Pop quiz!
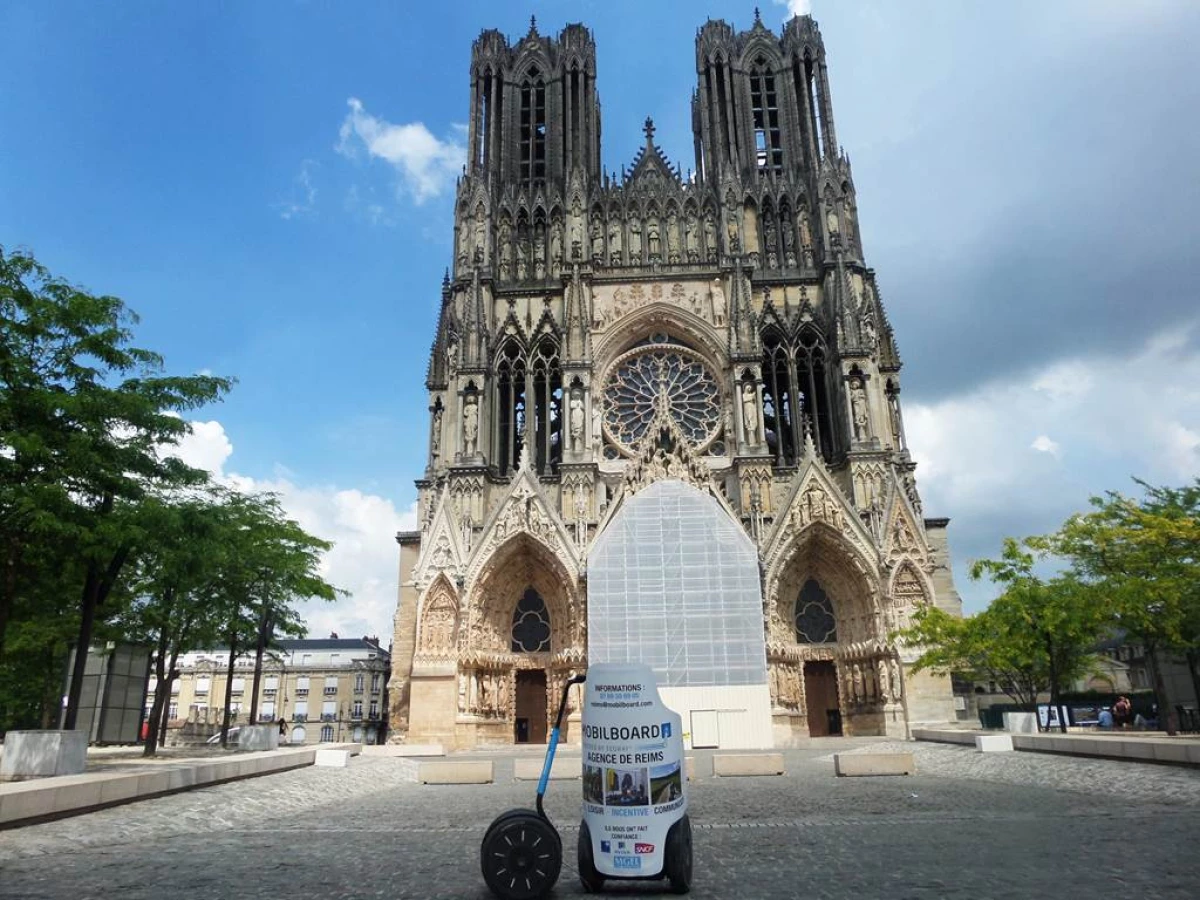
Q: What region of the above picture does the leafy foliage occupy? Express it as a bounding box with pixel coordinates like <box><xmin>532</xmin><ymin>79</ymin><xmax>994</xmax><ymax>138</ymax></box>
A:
<box><xmin>1</xmin><ymin>246</ymin><xmax>342</xmax><ymax>738</ymax></box>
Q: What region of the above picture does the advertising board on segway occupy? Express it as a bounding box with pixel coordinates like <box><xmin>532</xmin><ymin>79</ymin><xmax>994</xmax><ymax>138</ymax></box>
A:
<box><xmin>577</xmin><ymin>663</ymin><xmax>692</xmax><ymax>893</ymax></box>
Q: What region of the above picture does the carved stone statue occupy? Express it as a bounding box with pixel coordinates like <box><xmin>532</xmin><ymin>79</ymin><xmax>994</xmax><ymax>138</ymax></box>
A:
<box><xmin>568</xmin><ymin>392</ymin><xmax>585</xmax><ymax>451</ymax></box>
<box><xmin>825</xmin><ymin>203</ymin><xmax>839</xmax><ymax>238</ymax></box>
<box><xmin>430</xmin><ymin>405</ymin><xmax>443</xmax><ymax>456</ymax></box>
<box><xmin>463</xmin><ymin>394</ymin><xmax>479</xmax><ymax>455</ymax></box>
<box><xmin>741</xmin><ymin>383</ymin><xmax>759</xmax><ymax>445</ymax></box>
<box><xmin>862</xmin><ymin>310</ymin><xmax>878</xmax><ymax>349</ymax></box>
<box><xmin>550</xmin><ymin>217</ymin><xmax>563</xmax><ymax>272</ymax></box>
<box><xmin>629</xmin><ymin>215</ymin><xmax>642</xmax><ymax>260</ymax></box>
<box><xmin>647</xmin><ymin>217</ymin><xmax>660</xmax><ymax>259</ymax></box>
<box><xmin>685</xmin><ymin>212</ymin><xmax>698</xmax><ymax>261</ymax></box>
<box><xmin>474</xmin><ymin>207</ymin><xmax>486</xmax><ymax>262</ymax></box>
<box><xmin>608</xmin><ymin>219</ymin><xmax>622</xmax><ymax>263</ymax></box>
<box><xmin>591</xmin><ymin>402</ymin><xmax>603</xmax><ymax>452</ymax></box>
<box><xmin>710</xmin><ymin>278</ymin><xmax>727</xmax><ymax>326</ymax></box>
<box><xmin>498</xmin><ymin>219</ymin><xmax>512</xmax><ymax>280</ymax></box>
<box><xmin>704</xmin><ymin>211</ymin><xmax>716</xmax><ymax>260</ymax></box>
<box><xmin>877</xmin><ymin>658</ymin><xmax>892</xmax><ymax>704</ymax></box>
<box><xmin>798</xmin><ymin>209</ymin><xmax>812</xmax><ymax>248</ymax></box>
<box><xmin>590</xmin><ymin>219</ymin><xmax>604</xmax><ymax>260</ymax></box>
<box><xmin>850</xmin><ymin>377</ymin><xmax>870</xmax><ymax>442</ymax></box>
<box><xmin>666</xmin><ymin>210</ymin><xmax>680</xmax><ymax>262</ymax></box>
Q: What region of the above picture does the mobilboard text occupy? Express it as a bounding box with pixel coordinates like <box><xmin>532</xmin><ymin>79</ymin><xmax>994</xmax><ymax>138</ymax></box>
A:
<box><xmin>584</xmin><ymin>723</ymin><xmax>662</xmax><ymax>741</ymax></box>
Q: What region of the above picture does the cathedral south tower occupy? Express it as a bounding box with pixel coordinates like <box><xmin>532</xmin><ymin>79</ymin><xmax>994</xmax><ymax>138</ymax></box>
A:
<box><xmin>389</xmin><ymin>12</ymin><xmax>962</xmax><ymax>749</ymax></box>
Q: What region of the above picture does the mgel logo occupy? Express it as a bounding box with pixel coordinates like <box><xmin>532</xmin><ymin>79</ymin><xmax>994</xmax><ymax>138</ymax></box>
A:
<box><xmin>600</xmin><ymin>841</ymin><xmax>611</xmax><ymax>854</ymax></box>
<box><xmin>613</xmin><ymin>855</ymin><xmax>642</xmax><ymax>870</ymax></box>
<box><xmin>635</xmin><ymin>843</ymin><xmax>655</xmax><ymax>854</ymax></box>
<box><xmin>661</xmin><ymin>722</ymin><xmax>672</xmax><ymax>738</ymax></box>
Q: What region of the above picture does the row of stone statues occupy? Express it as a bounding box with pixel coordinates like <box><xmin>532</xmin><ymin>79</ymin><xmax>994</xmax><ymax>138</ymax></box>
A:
<box><xmin>843</xmin><ymin>657</ymin><xmax>902</xmax><ymax>706</ymax></box>
<box><xmin>458</xmin><ymin>669</ymin><xmax>509</xmax><ymax>716</ymax></box>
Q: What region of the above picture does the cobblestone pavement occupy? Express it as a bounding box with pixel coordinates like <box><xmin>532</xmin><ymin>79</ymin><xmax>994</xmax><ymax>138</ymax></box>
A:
<box><xmin>2</xmin><ymin>741</ymin><xmax>1198</xmax><ymax>899</ymax></box>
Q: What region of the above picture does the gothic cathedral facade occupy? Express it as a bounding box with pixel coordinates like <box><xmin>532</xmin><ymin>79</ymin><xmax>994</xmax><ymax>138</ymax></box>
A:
<box><xmin>389</xmin><ymin>13</ymin><xmax>963</xmax><ymax>749</ymax></box>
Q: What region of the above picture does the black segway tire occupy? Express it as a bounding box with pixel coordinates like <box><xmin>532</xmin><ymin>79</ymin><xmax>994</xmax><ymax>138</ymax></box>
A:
<box><xmin>664</xmin><ymin>814</ymin><xmax>693</xmax><ymax>894</ymax></box>
<box><xmin>576</xmin><ymin>819</ymin><xmax>605</xmax><ymax>893</ymax></box>
<box><xmin>480</xmin><ymin>809</ymin><xmax>562</xmax><ymax>900</ymax></box>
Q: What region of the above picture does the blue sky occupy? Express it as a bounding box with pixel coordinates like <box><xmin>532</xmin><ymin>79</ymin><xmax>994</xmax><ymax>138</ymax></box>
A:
<box><xmin>3</xmin><ymin>1</ymin><xmax>1199</xmax><ymax>639</ymax></box>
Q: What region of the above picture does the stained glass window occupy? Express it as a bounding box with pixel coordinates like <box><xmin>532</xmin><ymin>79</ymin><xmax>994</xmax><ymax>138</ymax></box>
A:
<box><xmin>511</xmin><ymin>588</ymin><xmax>551</xmax><ymax>652</ymax></box>
<box><xmin>794</xmin><ymin>578</ymin><xmax>837</xmax><ymax>644</ymax></box>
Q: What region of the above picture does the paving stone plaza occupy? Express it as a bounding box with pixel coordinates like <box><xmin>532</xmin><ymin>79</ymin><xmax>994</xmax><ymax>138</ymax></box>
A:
<box><xmin>3</xmin><ymin>740</ymin><xmax>1197</xmax><ymax>899</ymax></box>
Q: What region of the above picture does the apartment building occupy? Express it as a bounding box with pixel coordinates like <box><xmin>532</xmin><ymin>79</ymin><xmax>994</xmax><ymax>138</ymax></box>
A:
<box><xmin>153</xmin><ymin>636</ymin><xmax>390</xmax><ymax>745</ymax></box>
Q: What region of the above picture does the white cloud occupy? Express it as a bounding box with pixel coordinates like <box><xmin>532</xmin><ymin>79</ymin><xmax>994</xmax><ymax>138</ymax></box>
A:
<box><xmin>906</xmin><ymin>319</ymin><xmax>1200</xmax><ymax>610</ymax></box>
<box><xmin>1030</xmin><ymin>435</ymin><xmax>1061</xmax><ymax>457</ymax></box>
<box><xmin>337</xmin><ymin>98</ymin><xmax>465</xmax><ymax>203</ymax></box>
<box><xmin>171</xmin><ymin>419</ymin><xmax>416</xmax><ymax>644</ymax></box>
<box><xmin>774</xmin><ymin>0</ymin><xmax>813</xmax><ymax>19</ymax></box>
<box><xmin>277</xmin><ymin>159</ymin><xmax>318</xmax><ymax>220</ymax></box>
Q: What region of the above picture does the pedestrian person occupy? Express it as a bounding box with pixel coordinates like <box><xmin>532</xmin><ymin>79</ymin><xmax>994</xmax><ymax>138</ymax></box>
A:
<box><xmin>1097</xmin><ymin>707</ymin><xmax>1114</xmax><ymax>730</ymax></box>
<box><xmin>1113</xmin><ymin>695</ymin><xmax>1132</xmax><ymax>730</ymax></box>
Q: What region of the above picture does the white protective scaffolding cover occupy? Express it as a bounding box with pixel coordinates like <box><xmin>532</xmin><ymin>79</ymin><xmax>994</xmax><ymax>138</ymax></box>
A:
<box><xmin>587</xmin><ymin>480</ymin><xmax>768</xmax><ymax>687</ymax></box>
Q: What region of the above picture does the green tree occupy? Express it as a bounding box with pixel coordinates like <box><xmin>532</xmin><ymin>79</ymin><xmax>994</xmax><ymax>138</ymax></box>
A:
<box><xmin>898</xmin><ymin>538</ymin><xmax>1109</xmax><ymax>731</ymax></box>
<box><xmin>969</xmin><ymin>540</ymin><xmax>1109</xmax><ymax>732</ymax></box>
<box><xmin>0</xmin><ymin>246</ymin><xmax>232</xmax><ymax>729</ymax></box>
<box><xmin>1048</xmin><ymin>479</ymin><xmax>1200</xmax><ymax>734</ymax></box>
<box><xmin>897</xmin><ymin>605</ymin><xmax>1045</xmax><ymax>712</ymax></box>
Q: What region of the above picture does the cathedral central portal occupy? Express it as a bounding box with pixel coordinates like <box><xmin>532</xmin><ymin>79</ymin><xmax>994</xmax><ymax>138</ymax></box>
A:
<box><xmin>389</xmin><ymin>12</ymin><xmax>963</xmax><ymax>750</ymax></box>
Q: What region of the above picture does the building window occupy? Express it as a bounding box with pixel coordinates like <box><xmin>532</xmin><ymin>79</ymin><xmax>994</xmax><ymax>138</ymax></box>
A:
<box><xmin>168</xmin><ymin>703</ymin><xmax>178</xmax><ymax>720</ymax></box>
<box><xmin>231</xmin><ymin>677</ymin><xmax>245</xmax><ymax>694</ymax></box>
<box><xmin>195</xmin><ymin>677</ymin><xmax>210</xmax><ymax>695</ymax></box>
<box><xmin>371</xmin><ymin>673</ymin><xmax>382</xmax><ymax>693</ymax></box>
<box><xmin>320</xmin><ymin>725</ymin><xmax>334</xmax><ymax>742</ymax></box>
<box><xmin>352</xmin><ymin>701</ymin><xmax>363</xmax><ymax>719</ymax></box>
<box><xmin>296</xmin><ymin>677</ymin><xmax>309</xmax><ymax>696</ymax></box>
<box><xmin>293</xmin><ymin>701</ymin><xmax>308</xmax><ymax>722</ymax></box>
<box><xmin>321</xmin><ymin>701</ymin><xmax>336</xmax><ymax>722</ymax></box>
<box><xmin>511</xmin><ymin>588</ymin><xmax>552</xmax><ymax>653</ymax></box>
<box><xmin>354</xmin><ymin>673</ymin><xmax>364</xmax><ymax>693</ymax></box>
<box><xmin>324</xmin><ymin>676</ymin><xmax>338</xmax><ymax>696</ymax></box>
<box><xmin>519</xmin><ymin>71</ymin><xmax>546</xmax><ymax>181</ymax></box>
<box><xmin>794</xmin><ymin>578</ymin><xmax>837</xmax><ymax>644</ymax></box>
<box><xmin>749</xmin><ymin>57</ymin><xmax>782</xmax><ymax>172</ymax></box>
<box><xmin>369</xmin><ymin>701</ymin><xmax>379</xmax><ymax>719</ymax></box>
<box><xmin>291</xmin><ymin>726</ymin><xmax>306</xmax><ymax>744</ymax></box>
<box><xmin>260</xmin><ymin>701</ymin><xmax>276</xmax><ymax>722</ymax></box>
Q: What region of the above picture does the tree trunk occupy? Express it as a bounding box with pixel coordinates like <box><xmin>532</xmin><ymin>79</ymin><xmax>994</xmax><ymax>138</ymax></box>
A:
<box><xmin>1186</xmin><ymin>649</ymin><xmax>1200</xmax><ymax>716</ymax></box>
<box><xmin>143</xmin><ymin>629</ymin><xmax>171</xmax><ymax>757</ymax></box>
<box><xmin>143</xmin><ymin>651</ymin><xmax>169</xmax><ymax>757</ymax></box>
<box><xmin>0</xmin><ymin>534</ymin><xmax>18</xmax><ymax>660</ymax></box>
<box><xmin>63</xmin><ymin>562</ymin><xmax>102</xmax><ymax>730</ymax></box>
<box><xmin>247</xmin><ymin>606</ymin><xmax>273</xmax><ymax>726</ymax></box>
<box><xmin>1148</xmin><ymin>645</ymin><xmax>1178</xmax><ymax>736</ymax></box>
<box><xmin>220</xmin><ymin>631</ymin><xmax>239</xmax><ymax>747</ymax></box>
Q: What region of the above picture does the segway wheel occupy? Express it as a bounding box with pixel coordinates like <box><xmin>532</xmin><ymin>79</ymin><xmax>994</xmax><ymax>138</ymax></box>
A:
<box><xmin>664</xmin><ymin>814</ymin><xmax>693</xmax><ymax>895</ymax></box>
<box><xmin>576</xmin><ymin>819</ymin><xmax>605</xmax><ymax>893</ymax></box>
<box><xmin>480</xmin><ymin>810</ymin><xmax>562</xmax><ymax>900</ymax></box>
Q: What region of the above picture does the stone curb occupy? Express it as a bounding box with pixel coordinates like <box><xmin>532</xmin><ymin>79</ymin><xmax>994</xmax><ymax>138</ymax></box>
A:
<box><xmin>0</xmin><ymin>743</ymin><xmax>361</xmax><ymax>829</ymax></box>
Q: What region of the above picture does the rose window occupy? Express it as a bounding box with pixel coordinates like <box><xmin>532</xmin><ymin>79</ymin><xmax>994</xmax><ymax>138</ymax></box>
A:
<box><xmin>601</xmin><ymin>344</ymin><xmax>721</xmax><ymax>455</ymax></box>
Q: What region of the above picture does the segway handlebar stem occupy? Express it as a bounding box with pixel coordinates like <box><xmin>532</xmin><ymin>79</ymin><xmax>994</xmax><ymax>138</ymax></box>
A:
<box><xmin>536</xmin><ymin>672</ymin><xmax>587</xmax><ymax>819</ymax></box>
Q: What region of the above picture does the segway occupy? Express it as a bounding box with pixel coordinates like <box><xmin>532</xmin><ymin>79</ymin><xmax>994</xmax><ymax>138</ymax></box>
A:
<box><xmin>481</xmin><ymin>665</ymin><xmax>693</xmax><ymax>898</ymax></box>
<box><xmin>575</xmin><ymin>663</ymin><xmax>691</xmax><ymax>895</ymax></box>
<box><xmin>481</xmin><ymin>672</ymin><xmax>586</xmax><ymax>900</ymax></box>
